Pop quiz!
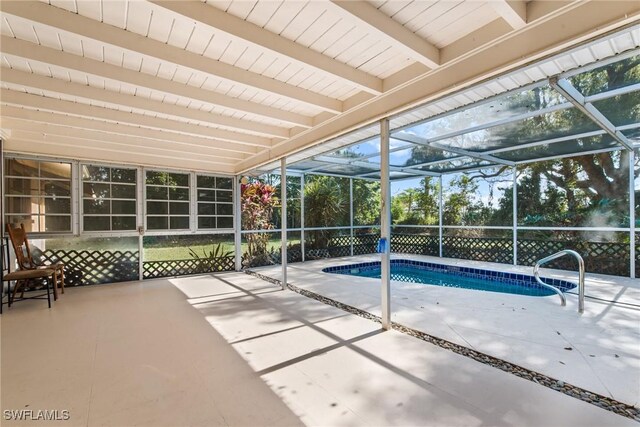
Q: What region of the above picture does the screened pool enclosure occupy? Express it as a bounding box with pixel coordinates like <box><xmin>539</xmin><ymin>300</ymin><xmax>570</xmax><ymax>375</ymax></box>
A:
<box><xmin>2</xmin><ymin>33</ymin><xmax>639</xmax><ymax>299</ymax></box>
<box><xmin>248</xmin><ymin>49</ymin><xmax>640</xmax><ymax>281</ymax></box>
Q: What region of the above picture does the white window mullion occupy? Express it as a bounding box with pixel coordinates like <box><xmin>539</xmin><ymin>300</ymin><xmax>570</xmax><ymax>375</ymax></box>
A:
<box><xmin>190</xmin><ymin>171</ymin><xmax>197</xmax><ymax>233</ymax></box>
<box><xmin>141</xmin><ymin>168</ymin><xmax>147</xmax><ymax>233</ymax></box>
<box><xmin>72</xmin><ymin>161</ymin><xmax>80</xmax><ymax>236</ymax></box>
<box><xmin>137</xmin><ymin>166</ymin><xmax>145</xmax><ymax>232</ymax></box>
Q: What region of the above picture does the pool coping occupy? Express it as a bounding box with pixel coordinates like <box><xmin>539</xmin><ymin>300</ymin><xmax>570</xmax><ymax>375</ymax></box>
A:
<box><xmin>322</xmin><ymin>258</ymin><xmax>578</xmax><ymax>295</ymax></box>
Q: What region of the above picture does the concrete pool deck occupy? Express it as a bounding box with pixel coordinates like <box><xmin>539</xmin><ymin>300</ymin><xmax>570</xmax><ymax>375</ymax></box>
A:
<box><xmin>252</xmin><ymin>254</ymin><xmax>640</xmax><ymax>408</ymax></box>
<box><xmin>3</xmin><ymin>270</ymin><xmax>637</xmax><ymax>426</ymax></box>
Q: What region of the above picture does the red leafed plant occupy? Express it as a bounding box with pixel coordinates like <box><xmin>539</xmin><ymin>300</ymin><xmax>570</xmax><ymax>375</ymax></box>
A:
<box><xmin>241</xmin><ymin>181</ymin><xmax>279</xmax><ymax>266</ymax></box>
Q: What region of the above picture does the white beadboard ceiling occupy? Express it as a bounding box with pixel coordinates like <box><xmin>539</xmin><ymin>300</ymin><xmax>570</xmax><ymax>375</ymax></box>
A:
<box><xmin>0</xmin><ymin>0</ymin><xmax>639</xmax><ymax>174</ymax></box>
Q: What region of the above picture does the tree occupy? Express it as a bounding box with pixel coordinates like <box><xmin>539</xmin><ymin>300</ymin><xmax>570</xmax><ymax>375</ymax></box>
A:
<box><xmin>391</xmin><ymin>177</ymin><xmax>439</xmax><ymax>225</ymax></box>
<box><xmin>353</xmin><ymin>179</ymin><xmax>380</xmax><ymax>226</ymax></box>
<box><xmin>443</xmin><ymin>175</ymin><xmax>479</xmax><ymax>225</ymax></box>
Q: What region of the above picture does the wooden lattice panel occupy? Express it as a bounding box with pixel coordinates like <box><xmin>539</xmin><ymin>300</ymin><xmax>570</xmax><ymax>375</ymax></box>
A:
<box><xmin>33</xmin><ymin>233</ymin><xmax>634</xmax><ymax>285</ymax></box>
<box><xmin>287</xmin><ymin>249</ymin><xmax>303</xmax><ymax>263</ymax></box>
<box><xmin>38</xmin><ymin>249</ymin><xmax>139</xmax><ymax>286</ymax></box>
<box><xmin>353</xmin><ymin>234</ymin><xmax>378</xmax><ymax>255</ymax></box>
<box><xmin>443</xmin><ymin>236</ymin><xmax>513</xmax><ymax>265</ymax></box>
<box><xmin>391</xmin><ymin>234</ymin><xmax>439</xmax><ymax>256</ymax></box>
<box><xmin>143</xmin><ymin>256</ymin><xmax>235</xmax><ymax>279</ymax></box>
<box><xmin>329</xmin><ymin>236</ymin><xmax>352</xmax><ymax>247</ymax></box>
<box><xmin>518</xmin><ymin>239</ymin><xmax>629</xmax><ymax>277</ymax></box>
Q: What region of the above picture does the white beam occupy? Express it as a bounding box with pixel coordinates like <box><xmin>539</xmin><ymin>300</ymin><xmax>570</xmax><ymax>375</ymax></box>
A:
<box><xmin>312</xmin><ymin>154</ymin><xmax>440</xmax><ymax>177</ymax></box>
<box><xmin>5</xmin><ymin>132</ymin><xmax>236</xmax><ymax>173</ymax></box>
<box><xmin>0</xmin><ymin>36</ymin><xmax>312</xmax><ymax>128</ymax></box>
<box><xmin>330</xmin><ymin>1</ymin><xmax>440</xmax><ymax>69</ymax></box>
<box><xmin>490</xmin><ymin>0</ymin><xmax>527</xmax><ymax>29</ymax></box>
<box><xmin>393</xmin><ymin>132</ymin><xmax>515</xmax><ymax>166</ymax></box>
<box><xmin>550</xmin><ymin>77</ymin><xmax>633</xmax><ymax>150</ymax></box>
<box><xmin>1</xmin><ymin>89</ymin><xmax>272</xmax><ymax>147</ymax></box>
<box><xmin>0</xmin><ymin>118</ymin><xmax>247</xmax><ymax>162</ymax></box>
<box><xmin>0</xmin><ymin>106</ymin><xmax>258</xmax><ymax>155</ymax></box>
<box><xmin>151</xmin><ymin>0</ymin><xmax>382</xmax><ymax>95</ymax></box>
<box><xmin>0</xmin><ymin>1</ymin><xmax>343</xmax><ymax>113</ymax></box>
<box><xmin>1</xmin><ymin>68</ymin><xmax>289</xmax><ymax>139</ymax></box>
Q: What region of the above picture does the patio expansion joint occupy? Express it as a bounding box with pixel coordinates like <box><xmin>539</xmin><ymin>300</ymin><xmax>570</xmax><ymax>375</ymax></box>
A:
<box><xmin>244</xmin><ymin>269</ymin><xmax>640</xmax><ymax>422</ymax></box>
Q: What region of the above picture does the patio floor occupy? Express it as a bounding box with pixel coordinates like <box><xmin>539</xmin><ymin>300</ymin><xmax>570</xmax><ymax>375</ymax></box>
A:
<box><xmin>253</xmin><ymin>254</ymin><xmax>640</xmax><ymax>408</ymax></box>
<box><xmin>1</xmin><ymin>270</ymin><xmax>637</xmax><ymax>426</ymax></box>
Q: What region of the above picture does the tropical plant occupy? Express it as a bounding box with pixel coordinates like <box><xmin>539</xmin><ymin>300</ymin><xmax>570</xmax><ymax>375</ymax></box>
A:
<box><xmin>188</xmin><ymin>243</ymin><xmax>233</xmax><ymax>272</ymax></box>
<box><xmin>241</xmin><ymin>181</ymin><xmax>279</xmax><ymax>266</ymax></box>
<box><xmin>303</xmin><ymin>176</ymin><xmax>348</xmax><ymax>249</ymax></box>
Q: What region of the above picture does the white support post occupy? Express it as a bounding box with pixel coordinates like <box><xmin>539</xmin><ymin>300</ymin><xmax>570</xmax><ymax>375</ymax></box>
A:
<box><xmin>281</xmin><ymin>158</ymin><xmax>288</xmax><ymax>289</ymax></box>
<box><xmin>439</xmin><ymin>175</ymin><xmax>443</xmax><ymax>258</ymax></box>
<box><xmin>630</xmin><ymin>150</ymin><xmax>636</xmax><ymax>279</ymax></box>
<box><xmin>350</xmin><ymin>178</ymin><xmax>354</xmax><ymax>257</ymax></box>
<box><xmin>234</xmin><ymin>175</ymin><xmax>242</xmax><ymax>271</ymax></box>
<box><xmin>513</xmin><ymin>166</ymin><xmax>518</xmax><ymax>266</ymax></box>
<box><xmin>137</xmin><ymin>166</ymin><xmax>144</xmax><ymax>280</ymax></box>
<box><xmin>301</xmin><ymin>173</ymin><xmax>305</xmax><ymax>263</ymax></box>
<box><xmin>380</xmin><ymin>118</ymin><xmax>392</xmax><ymax>331</ymax></box>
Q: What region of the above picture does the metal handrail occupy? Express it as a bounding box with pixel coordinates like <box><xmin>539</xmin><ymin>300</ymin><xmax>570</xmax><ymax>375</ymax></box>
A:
<box><xmin>533</xmin><ymin>249</ymin><xmax>585</xmax><ymax>314</ymax></box>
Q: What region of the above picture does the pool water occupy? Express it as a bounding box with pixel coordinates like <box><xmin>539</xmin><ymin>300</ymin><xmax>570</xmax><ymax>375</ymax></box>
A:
<box><xmin>323</xmin><ymin>259</ymin><xmax>576</xmax><ymax>297</ymax></box>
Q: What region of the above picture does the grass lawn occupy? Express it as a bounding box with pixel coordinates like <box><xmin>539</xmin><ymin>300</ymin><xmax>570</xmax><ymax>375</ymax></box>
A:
<box><xmin>144</xmin><ymin>238</ymin><xmax>303</xmax><ymax>261</ymax></box>
<box><xmin>41</xmin><ymin>236</ymin><xmax>301</xmax><ymax>261</ymax></box>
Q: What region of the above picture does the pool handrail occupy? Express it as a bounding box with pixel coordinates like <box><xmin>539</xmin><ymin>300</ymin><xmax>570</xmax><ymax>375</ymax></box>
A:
<box><xmin>533</xmin><ymin>249</ymin><xmax>585</xmax><ymax>314</ymax></box>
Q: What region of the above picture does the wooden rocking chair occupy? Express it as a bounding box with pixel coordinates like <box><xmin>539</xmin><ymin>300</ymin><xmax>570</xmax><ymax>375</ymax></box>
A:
<box><xmin>6</xmin><ymin>223</ymin><xmax>65</xmax><ymax>301</ymax></box>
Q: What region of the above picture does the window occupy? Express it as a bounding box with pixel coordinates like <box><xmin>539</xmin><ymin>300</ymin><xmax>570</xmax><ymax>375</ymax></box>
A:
<box><xmin>82</xmin><ymin>165</ymin><xmax>137</xmax><ymax>231</ymax></box>
<box><xmin>146</xmin><ymin>171</ymin><xmax>190</xmax><ymax>230</ymax></box>
<box><xmin>196</xmin><ymin>175</ymin><xmax>233</xmax><ymax>229</ymax></box>
<box><xmin>4</xmin><ymin>158</ymin><xmax>72</xmax><ymax>233</ymax></box>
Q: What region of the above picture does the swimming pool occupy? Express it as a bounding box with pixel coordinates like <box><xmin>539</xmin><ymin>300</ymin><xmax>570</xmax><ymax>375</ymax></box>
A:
<box><xmin>323</xmin><ymin>259</ymin><xmax>577</xmax><ymax>297</ymax></box>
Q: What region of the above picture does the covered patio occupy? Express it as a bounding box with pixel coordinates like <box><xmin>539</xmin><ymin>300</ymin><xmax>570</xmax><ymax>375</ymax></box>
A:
<box><xmin>1</xmin><ymin>1</ymin><xmax>639</xmax><ymax>426</ymax></box>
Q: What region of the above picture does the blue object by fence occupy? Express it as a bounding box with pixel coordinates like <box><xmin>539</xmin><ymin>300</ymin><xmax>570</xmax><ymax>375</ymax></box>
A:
<box><xmin>377</xmin><ymin>238</ymin><xmax>387</xmax><ymax>253</ymax></box>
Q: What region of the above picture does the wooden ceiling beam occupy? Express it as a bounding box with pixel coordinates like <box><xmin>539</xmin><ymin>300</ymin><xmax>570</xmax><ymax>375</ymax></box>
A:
<box><xmin>0</xmin><ymin>1</ymin><xmax>343</xmax><ymax>113</ymax></box>
<box><xmin>151</xmin><ymin>0</ymin><xmax>382</xmax><ymax>95</ymax></box>
<box><xmin>1</xmin><ymin>68</ymin><xmax>289</xmax><ymax>139</ymax></box>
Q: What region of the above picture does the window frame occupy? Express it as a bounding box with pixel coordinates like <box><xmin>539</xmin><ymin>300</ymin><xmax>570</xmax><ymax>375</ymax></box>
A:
<box><xmin>144</xmin><ymin>168</ymin><xmax>192</xmax><ymax>232</ymax></box>
<box><xmin>4</xmin><ymin>156</ymin><xmax>74</xmax><ymax>234</ymax></box>
<box><xmin>80</xmin><ymin>163</ymin><xmax>139</xmax><ymax>233</ymax></box>
<box><xmin>195</xmin><ymin>172</ymin><xmax>234</xmax><ymax>231</ymax></box>
<box><xmin>2</xmin><ymin>154</ymin><xmax>236</xmax><ymax>238</ymax></box>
